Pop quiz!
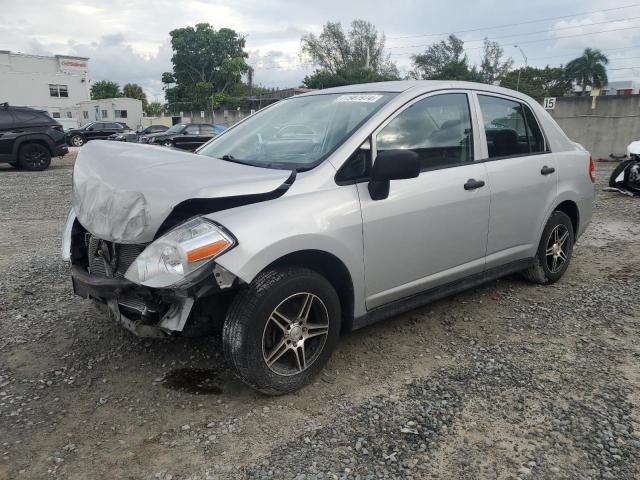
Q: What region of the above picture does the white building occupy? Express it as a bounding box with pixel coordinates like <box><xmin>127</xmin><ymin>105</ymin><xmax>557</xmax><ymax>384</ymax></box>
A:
<box><xmin>73</xmin><ymin>97</ymin><xmax>144</xmax><ymax>128</ymax></box>
<box><xmin>600</xmin><ymin>80</ymin><xmax>640</xmax><ymax>96</ymax></box>
<box><xmin>0</xmin><ymin>50</ymin><xmax>90</xmax><ymax>118</ymax></box>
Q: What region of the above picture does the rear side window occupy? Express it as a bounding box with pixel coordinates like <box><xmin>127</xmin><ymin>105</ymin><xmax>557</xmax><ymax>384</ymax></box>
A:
<box><xmin>200</xmin><ymin>125</ymin><xmax>215</xmax><ymax>134</ymax></box>
<box><xmin>376</xmin><ymin>93</ymin><xmax>474</xmax><ymax>170</ymax></box>
<box><xmin>12</xmin><ymin>109</ymin><xmax>55</xmax><ymax>125</ymax></box>
<box><xmin>478</xmin><ymin>95</ymin><xmax>548</xmax><ymax>158</ymax></box>
<box><xmin>0</xmin><ymin>110</ymin><xmax>14</xmax><ymax>127</ymax></box>
<box><xmin>523</xmin><ymin>105</ymin><xmax>547</xmax><ymax>153</ymax></box>
<box><xmin>185</xmin><ymin>125</ymin><xmax>199</xmax><ymax>134</ymax></box>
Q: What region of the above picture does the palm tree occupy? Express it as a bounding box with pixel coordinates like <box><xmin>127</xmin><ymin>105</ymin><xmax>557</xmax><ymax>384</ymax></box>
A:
<box><xmin>565</xmin><ymin>48</ymin><xmax>609</xmax><ymax>95</ymax></box>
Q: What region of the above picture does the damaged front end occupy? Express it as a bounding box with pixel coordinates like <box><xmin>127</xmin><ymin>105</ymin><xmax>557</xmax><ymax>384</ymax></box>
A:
<box><xmin>65</xmin><ymin>212</ymin><xmax>238</xmax><ymax>338</ymax></box>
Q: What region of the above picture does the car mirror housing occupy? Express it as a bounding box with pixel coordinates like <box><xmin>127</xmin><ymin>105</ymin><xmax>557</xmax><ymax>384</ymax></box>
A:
<box><xmin>368</xmin><ymin>149</ymin><xmax>420</xmax><ymax>200</ymax></box>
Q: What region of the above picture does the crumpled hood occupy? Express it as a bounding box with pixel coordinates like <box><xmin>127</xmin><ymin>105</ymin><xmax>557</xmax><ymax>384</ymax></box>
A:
<box><xmin>73</xmin><ymin>141</ymin><xmax>292</xmax><ymax>244</ymax></box>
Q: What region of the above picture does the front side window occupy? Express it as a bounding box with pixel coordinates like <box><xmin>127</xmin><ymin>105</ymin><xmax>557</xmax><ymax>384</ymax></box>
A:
<box><xmin>185</xmin><ymin>125</ymin><xmax>200</xmax><ymax>134</ymax></box>
<box><xmin>199</xmin><ymin>92</ymin><xmax>396</xmax><ymax>170</ymax></box>
<box><xmin>376</xmin><ymin>93</ymin><xmax>474</xmax><ymax>170</ymax></box>
<box><xmin>478</xmin><ymin>95</ymin><xmax>544</xmax><ymax>158</ymax></box>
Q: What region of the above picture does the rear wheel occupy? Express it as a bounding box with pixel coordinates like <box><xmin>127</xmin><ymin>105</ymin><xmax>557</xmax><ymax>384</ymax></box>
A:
<box><xmin>223</xmin><ymin>267</ymin><xmax>341</xmax><ymax>395</ymax></box>
<box><xmin>18</xmin><ymin>143</ymin><xmax>51</xmax><ymax>171</ymax></box>
<box><xmin>522</xmin><ymin>211</ymin><xmax>574</xmax><ymax>284</ymax></box>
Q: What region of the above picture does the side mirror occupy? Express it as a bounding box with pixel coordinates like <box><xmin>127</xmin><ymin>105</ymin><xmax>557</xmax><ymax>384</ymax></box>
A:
<box><xmin>368</xmin><ymin>149</ymin><xmax>420</xmax><ymax>200</ymax></box>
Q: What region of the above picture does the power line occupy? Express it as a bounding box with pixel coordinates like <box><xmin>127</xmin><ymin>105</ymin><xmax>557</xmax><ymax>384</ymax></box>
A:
<box><xmin>386</xmin><ymin>2</ymin><xmax>640</xmax><ymax>40</ymax></box>
<box><xmin>388</xmin><ymin>14</ymin><xmax>640</xmax><ymax>49</ymax></box>
<box><xmin>389</xmin><ymin>24</ymin><xmax>640</xmax><ymax>57</ymax></box>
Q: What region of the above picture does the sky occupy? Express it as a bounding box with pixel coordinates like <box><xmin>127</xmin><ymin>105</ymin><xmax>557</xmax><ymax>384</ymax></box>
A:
<box><xmin>2</xmin><ymin>0</ymin><xmax>640</xmax><ymax>100</ymax></box>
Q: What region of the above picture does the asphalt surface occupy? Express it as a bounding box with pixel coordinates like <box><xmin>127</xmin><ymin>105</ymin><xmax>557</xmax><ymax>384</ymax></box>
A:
<box><xmin>0</xmin><ymin>151</ymin><xmax>639</xmax><ymax>479</ymax></box>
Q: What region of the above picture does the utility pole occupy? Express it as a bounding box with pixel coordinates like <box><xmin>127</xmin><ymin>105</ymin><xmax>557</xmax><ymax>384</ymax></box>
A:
<box><xmin>514</xmin><ymin>45</ymin><xmax>528</xmax><ymax>92</ymax></box>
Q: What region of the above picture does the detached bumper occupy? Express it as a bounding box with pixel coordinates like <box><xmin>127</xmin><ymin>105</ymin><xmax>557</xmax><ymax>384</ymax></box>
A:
<box><xmin>71</xmin><ymin>265</ymin><xmax>195</xmax><ymax>338</ymax></box>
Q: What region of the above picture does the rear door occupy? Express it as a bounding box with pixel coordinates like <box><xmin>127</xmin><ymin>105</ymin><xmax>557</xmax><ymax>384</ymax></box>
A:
<box><xmin>357</xmin><ymin>91</ymin><xmax>491</xmax><ymax>309</ymax></box>
<box><xmin>473</xmin><ymin>92</ymin><xmax>557</xmax><ymax>268</ymax></box>
<box><xmin>85</xmin><ymin>123</ymin><xmax>104</xmax><ymax>141</ymax></box>
<box><xmin>0</xmin><ymin>110</ymin><xmax>17</xmax><ymax>158</ymax></box>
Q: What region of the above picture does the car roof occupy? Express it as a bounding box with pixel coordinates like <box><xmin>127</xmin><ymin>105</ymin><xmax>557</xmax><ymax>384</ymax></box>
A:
<box><xmin>296</xmin><ymin>80</ymin><xmax>537</xmax><ymax>103</ymax></box>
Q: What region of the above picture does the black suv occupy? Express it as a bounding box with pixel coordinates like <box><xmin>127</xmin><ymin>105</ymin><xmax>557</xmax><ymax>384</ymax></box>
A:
<box><xmin>0</xmin><ymin>103</ymin><xmax>68</xmax><ymax>171</ymax></box>
<box><xmin>144</xmin><ymin>123</ymin><xmax>218</xmax><ymax>151</ymax></box>
<box><xmin>66</xmin><ymin>122</ymin><xmax>131</xmax><ymax>147</ymax></box>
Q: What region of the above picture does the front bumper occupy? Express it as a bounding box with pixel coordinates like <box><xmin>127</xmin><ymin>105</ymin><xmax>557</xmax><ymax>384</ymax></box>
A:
<box><xmin>71</xmin><ymin>265</ymin><xmax>195</xmax><ymax>338</ymax></box>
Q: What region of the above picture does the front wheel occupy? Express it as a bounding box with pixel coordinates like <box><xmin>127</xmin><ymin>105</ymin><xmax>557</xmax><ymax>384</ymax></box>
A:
<box><xmin>222</xmin><ymin>267</ymin><xmax>341</xmax><ymax>395</ymax></box>
<box><xmin>522</xmin><ymin>211</ymin><xmax>574</xmax><ymax>284</ymax></box>
<box><xmin>162</xmin><ymin>140</ymin><xmax>173</xmax><ymax>147</ymax></box>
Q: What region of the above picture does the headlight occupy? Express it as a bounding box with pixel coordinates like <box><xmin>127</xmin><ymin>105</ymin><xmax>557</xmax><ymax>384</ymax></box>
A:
<box><xmin>124</xmin><ymin>217</ymin><xmax>236</xmax><ymax>288</ymax></box>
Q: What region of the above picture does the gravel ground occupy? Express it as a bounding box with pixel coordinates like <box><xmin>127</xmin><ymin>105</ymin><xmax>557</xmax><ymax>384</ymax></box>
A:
<box><xmin>0</xmin><ymin>151</ymin><xmax>639</xmax><ymax>479</ymax></box>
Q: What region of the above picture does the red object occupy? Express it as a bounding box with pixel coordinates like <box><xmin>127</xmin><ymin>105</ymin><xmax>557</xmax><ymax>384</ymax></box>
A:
<box><xmin>589</xmin><ymin>156</ymin><xmax>596</xmax><ymax>183</ymax></box>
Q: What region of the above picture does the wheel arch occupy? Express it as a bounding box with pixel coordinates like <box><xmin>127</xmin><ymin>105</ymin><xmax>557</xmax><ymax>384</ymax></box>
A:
<box><xmin>553</xmin><ymin>199</ymin><xmax>579</xmax><ymax>236</ymax></box>
<box><xmin>13</xmin><ymin>135</ymin><xmax>54</xmax><ymax>156</ymax></box>
<box><xmin>261</xmin><ymin>249</ymin><xmax>355</xmax><ymax>329</ymax></box>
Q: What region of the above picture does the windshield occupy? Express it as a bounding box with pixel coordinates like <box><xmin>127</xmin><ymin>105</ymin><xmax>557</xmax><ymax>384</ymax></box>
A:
<box><xmin>166</xmin><ymin>124</ymin><xmax>186</xmax><ymax>134</ymax></box>
<box><xmin>198</xmin><ymin>93</ymin><xmax>395</xmax><ymax>169</ymax></box>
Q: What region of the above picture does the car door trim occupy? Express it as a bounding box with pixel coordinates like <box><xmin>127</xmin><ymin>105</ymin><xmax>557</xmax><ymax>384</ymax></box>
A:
<box><xmin>348</xmin><ymin>257</ymin><xmax>534</xmax><ymax>331</ymax></box>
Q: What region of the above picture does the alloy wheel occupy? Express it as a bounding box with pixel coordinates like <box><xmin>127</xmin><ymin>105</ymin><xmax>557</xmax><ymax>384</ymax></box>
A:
<box><xmin>23</xmin><ymin>147</ymin><xmax>48</xmax><ymax>169</ymax></box>
<box><xmin>72</xmin><ymin>136</ymin><xmax>84</xmax><ymax>146</ymax></box>
<box><xmin>545</xmin><ymin>224</ymin><xmax>570</xmax><ymax>273</ymax></box>
<box><xmin>261</xmin><ymin>292</ymin><xmax>330</xmax><ymax>376</ymax></box>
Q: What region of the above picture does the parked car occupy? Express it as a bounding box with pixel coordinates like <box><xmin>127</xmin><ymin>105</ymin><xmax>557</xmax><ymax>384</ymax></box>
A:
<box><xmin>109</xmin><ymin>124</ymin><xmax>169</xmax><ymax>143</ymax></box>
<box><xmin>0</xmin><ymin>103</ymin><xmax>68</xmax><ymax>171</ymax></box>
<box><xmin>66</xmin><ymin>122</ymin><xmax>131</xmax><ymax>147</ymax></box>
<box><xmin>63</xmin><ymin>81</ymin><xmax>596</xmax><ymax>395</ymax></box>
<box><xmin>144</xmin><ymin>123</ymin><xmax>218</xmax><ymax>150</ymax></box>
<box><xmin>55</xmin><ymin>117</ymin><xmax>80</xmax><ymax>132</ymax></box>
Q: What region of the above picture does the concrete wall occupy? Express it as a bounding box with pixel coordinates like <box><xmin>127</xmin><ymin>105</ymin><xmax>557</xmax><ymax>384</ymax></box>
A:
<box><xmin>0</xmin><ymin>51</ymin><xmax>90</xmax><ymax>116</ymax></box>
<box><xmin>542</xmin><ymin>95</ymin><xmax>640</xmax><ymax>160</ymax></box>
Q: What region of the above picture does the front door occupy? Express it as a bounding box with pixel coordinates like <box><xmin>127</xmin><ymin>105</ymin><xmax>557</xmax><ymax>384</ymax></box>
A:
<box><xmin>358</xmin><ymin>92</ymin><xmax>491</xmax><ymax>309</ymax></box>
<box><xmin>174</xmin><ymin>124</ymin><xmax>201</xmax><ymax>150</ymax></box>
<box><xmin>473</xmin><ymin>93</ymin><xmax>558</xmax><ymax>268</ymax></box>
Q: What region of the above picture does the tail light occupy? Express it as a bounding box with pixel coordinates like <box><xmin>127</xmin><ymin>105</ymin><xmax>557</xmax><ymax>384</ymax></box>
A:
<box><xmin>589</xmin><ymin>156</ymin><xmax>596</xmax><ymax>183</ymax></box>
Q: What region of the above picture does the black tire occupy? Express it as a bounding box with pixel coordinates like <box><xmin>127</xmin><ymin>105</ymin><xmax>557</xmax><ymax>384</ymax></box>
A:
<box><xmin>8</xmin><ymin>162</ymin><xmax>18</xmax><ymax>168</ymax></box>
<box><xmin>69</xmin><ymin>135</ymin><xmax>85</xmax><ymax>147</ymax></box>
<box><xmin>18</xmin><ymin>143</ymin><xmax>51</xmax><ymax>171</ymax></box>
<box><xmin>522</xmin><ymin>211</ymin><xmax>574</xmax><ymax>285</ymax></box>
<box><xmin>223</xmin><ymin>267</ymin><xmax>341</xmax><ymax>395</ymax></box>
<box><xmin>609</xmin><ymin>159</ymin><xmax>635</xmax><ymax>187</ymax></box>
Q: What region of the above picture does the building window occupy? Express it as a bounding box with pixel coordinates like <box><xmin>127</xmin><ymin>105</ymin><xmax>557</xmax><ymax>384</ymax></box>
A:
<box><xmin>66</xmin><ymin>112</ymin><xmax>73</xmax><ymax>118</ymax></box>
<box><xmin>49</xmin><ymin>84</ymin><xmax>69</xmax><ymax>98</ymax></box>
<box><xmin>52</xmin><ymin>112</ymin><xmax>61</xmax><ymax>118</ymax></box>
<box><xmin>114</xmin><ymin>110</ymin><xmax>128</xmax><ymax>118</ymax></box>
<box><xmin>83</xmin><ymin>111</ymin><xmax>89</xmax><ymax>119</ymax></box>
<box><xmin>101</xmin><ymin>110</ymin><xmax>108</xmax><ymax>119</ymax></box>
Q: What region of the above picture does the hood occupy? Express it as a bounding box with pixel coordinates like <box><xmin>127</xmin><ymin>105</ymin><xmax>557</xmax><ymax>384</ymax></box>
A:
<box><xmin>73</xmin><ymin>141</ymin><xmax>292</xmax><ymax>244</ymax></box>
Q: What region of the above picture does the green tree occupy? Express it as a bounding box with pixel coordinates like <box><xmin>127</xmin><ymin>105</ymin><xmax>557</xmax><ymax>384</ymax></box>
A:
<box><xmin>90</xmin><ymin>80</ymin><xmax>121</xmax><ymax>100</ymax></box>
<box><xmin>565</xmin><ymin>48</ymin><xmax>609</xmax><ymax>95</ymax></box>
<box><xmin>410</xmin><ymin>35</ymin><xmax>481</xmax><ymax>81</ymax></box>
<box><xmin>162</xmin><ymin>23</ymin><xmax>250</xmax><ymax>110</ymax></box>
<box><xmin>301</xmin><ymin>20</ymin><xmax>400</xmax><ymax>88</ymax></box>
<box><xmin>479</xmin><ymin>39</ymin><xmax>513</xmax><ymax>84</ymax></box>
<box><xmin>122</xmin><ymin>83</ymin><xmax>148</xmax><ymax>109</ymax></box>
<box><xmin>144</xmin><ymin>101</ymin><xmax>164</xmax><ymax>116</ymax></box>
<box><xmin>500</xmin><ymin>66</ymin><xmax>572</xmax><ymax>98</ymax></box>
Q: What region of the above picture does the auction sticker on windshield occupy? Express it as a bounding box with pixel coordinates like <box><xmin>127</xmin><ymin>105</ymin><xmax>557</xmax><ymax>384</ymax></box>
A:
<box><xmin>336</xmin><ymin>94</ymin><xmax>383</xmax><ymax>103</ymax></box>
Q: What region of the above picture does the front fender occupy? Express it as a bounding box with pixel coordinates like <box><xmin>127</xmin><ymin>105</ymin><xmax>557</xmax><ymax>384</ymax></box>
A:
<box><xmin>207</xmin><ymin>183</ymin><xmax>367</xmax><ymax>317</ymax></box>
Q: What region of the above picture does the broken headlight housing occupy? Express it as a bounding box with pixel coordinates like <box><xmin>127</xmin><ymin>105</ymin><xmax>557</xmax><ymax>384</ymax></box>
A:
<box><xmin>124</xmin><ymin>217</ymin><xmax>236</xmax><ymax>288</ymax></box>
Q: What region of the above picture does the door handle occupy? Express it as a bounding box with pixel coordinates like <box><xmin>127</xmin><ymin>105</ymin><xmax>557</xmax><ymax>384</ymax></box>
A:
<box><xmin>464</xmin><ymin>179</ymin><xmax>485</xmax><ymax>190</ymax></box>
<box><xmin>541</xmin><ymin>166</ymin><xmax>555</xmax><ymax>175</ymax></box>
